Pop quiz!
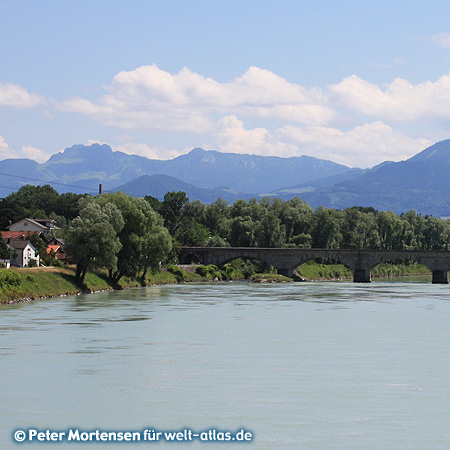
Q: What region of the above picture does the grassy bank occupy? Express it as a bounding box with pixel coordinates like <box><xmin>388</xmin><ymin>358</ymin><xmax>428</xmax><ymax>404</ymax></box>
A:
<box><xmin>0</xmin><ymin>267</ymin><xmax>178</xmax><ymax>304</ymax></box>
<box><xmin>296</xmin><ymin>259</ymin><xmax>431</xmax><ymax>281</ymax></box>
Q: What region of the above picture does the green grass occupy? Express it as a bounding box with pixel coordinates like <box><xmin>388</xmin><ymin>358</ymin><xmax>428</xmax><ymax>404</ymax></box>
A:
<box><xmin>296</xmin><ymin>259</ymin><xmax>431</xmax><ymax>281</ymax></box>
<box><xmin>296</xmin><ymin>260</ymin><xmax>353</xmax><ymax>280</ymax></box>
<box><xmin>0</xmin><ymin>267</ymin><xmax>178</xmax><ymax>304</ymax></box>
<box><xmin>371</xmin><ymin>261</ymin><xmax>431</xmax><ymax>277</ymax></box>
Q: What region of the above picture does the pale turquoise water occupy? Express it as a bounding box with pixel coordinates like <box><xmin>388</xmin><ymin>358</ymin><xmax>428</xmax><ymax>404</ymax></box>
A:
<box><xmin>1</xmin><ymin>280</ymin><xmax>450</xmax><ymax>449</ymax></box>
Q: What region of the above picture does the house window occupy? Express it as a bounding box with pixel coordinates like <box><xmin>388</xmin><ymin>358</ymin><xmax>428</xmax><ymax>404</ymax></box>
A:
<box><xmin>24</xmin><ymin>222</ymin><xmax>28</xmax><ymax>226</ymax></box>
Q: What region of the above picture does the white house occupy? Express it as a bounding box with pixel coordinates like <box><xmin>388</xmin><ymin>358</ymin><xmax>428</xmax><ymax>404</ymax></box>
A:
<box><xmin>7</xmin><ymin>240</ymin><xmax>40</xmax><ymax>268</ymax></box>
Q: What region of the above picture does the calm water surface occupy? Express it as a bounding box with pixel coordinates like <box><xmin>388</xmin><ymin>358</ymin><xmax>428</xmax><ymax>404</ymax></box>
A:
<box><xmin>1</xmin><ymin>279</ymin><xmax>450</xmax><ymax>449</ymax></box>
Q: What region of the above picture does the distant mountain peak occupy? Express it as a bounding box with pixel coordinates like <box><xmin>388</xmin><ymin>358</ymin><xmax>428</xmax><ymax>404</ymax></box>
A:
<box><xmin>409</xmin><ymin>139</ymin><xmax>450</xmax><ymax>162</ymax></box>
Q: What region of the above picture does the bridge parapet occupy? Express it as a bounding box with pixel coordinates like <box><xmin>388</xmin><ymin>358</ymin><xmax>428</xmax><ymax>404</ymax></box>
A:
<box><xmin>179</xmin><ymin>247</ymin><xmax>450</xmax><ymax>283</ymax></box>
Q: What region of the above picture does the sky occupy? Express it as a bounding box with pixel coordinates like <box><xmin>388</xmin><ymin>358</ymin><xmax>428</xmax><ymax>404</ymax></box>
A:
<box><xmin>2</xmin><ymin>0</ymin><xmax>450</xmax><ymax>168</ymax></box>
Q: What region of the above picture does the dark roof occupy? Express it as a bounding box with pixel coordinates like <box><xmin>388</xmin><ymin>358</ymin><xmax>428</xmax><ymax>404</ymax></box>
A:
<box><xmin>7</xmin><ymin>239</ymin><xmax>34</xmax><ymax>250</ymax></box>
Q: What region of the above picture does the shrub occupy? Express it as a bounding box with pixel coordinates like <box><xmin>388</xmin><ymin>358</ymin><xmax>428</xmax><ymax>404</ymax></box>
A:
<box><xmin>220</xmin><ymin>265</ymin><xmax>236</xmax><ymax>280</ymax></box>
<box><xmin>0</xmin><ymin>271</ymin><xmax>22</xmax><ymax>288</ymax></box>
<box><xmin>27</xmin><ymin>259</ymin><xmax>37</xmax><ymax>268</ymax></box>
<box><xmin>195</xmin><ymin>265</ymin><xmax>221</xmax><ymax>280</ymax></box>
<box><xmin>167</xmin><ymin>264</ymin><xmax>187</xmax><ymax>282</ymax></box>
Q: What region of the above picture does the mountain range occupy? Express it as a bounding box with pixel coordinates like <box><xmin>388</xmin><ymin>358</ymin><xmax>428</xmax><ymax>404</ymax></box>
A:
<box><xmin>2</xmin><ymin>140</ymin><xmax>450</xmax><ymax>217</ymax></box>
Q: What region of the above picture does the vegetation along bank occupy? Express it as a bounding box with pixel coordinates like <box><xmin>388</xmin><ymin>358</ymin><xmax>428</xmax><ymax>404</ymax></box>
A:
<box><xmin>1</xmin><ymin>183</ymin><xmax>447</xmax><ymax>303</ymax></box>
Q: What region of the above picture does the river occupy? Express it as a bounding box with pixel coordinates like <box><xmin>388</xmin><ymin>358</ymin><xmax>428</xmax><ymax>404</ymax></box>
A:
<box><xmin>1</xmin><ymin>279</ymin><xmax>450</xmax><ymax>449</ymax></box>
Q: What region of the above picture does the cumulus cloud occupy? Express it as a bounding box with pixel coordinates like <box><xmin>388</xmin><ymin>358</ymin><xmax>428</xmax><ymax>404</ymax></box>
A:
<box><xmin>55</xmin><ymin>64</ymin><xmax>450</xmax><ymax>168</ymax></box>
<box><xmin>86</xmin><ymin>138</ymin><xmax>181</xmax><ymax>160</ymax></box>
<box><xmin>21</xmin><ymin>145</ymin><xmax>50</xmax><ymax>163</ymax></box>
<box><xmin>432</xmin><ymin>32</ymin><xmax>450</xmax><ymax>49</ymax></box>
<box><xmin>0</xmin><ymin>82</ymin><xmax>44</xmax><ymax>108</ymax></box>
<box><xmin>59</xmin><ymin>64</ymin><xmax>334</xmax><ymax>132</ymax></box>
<box><xmin>330</xmin><ymin>73</ymin><xmax>450</xmax><ymax>121</ymax></box>
<box><xmin>215</xmin><ymin>115</ymin><xmax>268</xmax><ymax>154</ymax></box>
<box><xmin>0</xmin><ymin>135</ymin><xmax>17</xmax><ymax>159</ymax></box>
<box><xmin>279</xmin><ymin>122</ymin><xmax>432</xmax><ymax>167</ymax></box>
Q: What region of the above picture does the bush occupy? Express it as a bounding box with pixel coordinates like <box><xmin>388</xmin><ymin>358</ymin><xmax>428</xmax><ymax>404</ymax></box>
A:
<box><xmin>167</xmin><ymin>264</ymin><xmax>187</xmax><ymax>282</ymax></box>
<box><xmin>27</xmin><ymin>259</ymin><xmax>37</xmax><ymax>268</ymax></box>
<box><xmin>195</xmin><ymin>264</ymin><xmax>221</xmax><ymax>280</ymax></box>
<box><xmin>220</xmin><ymin>265</ymin><xmax>236</xmax><ymax>280</ymax></box>
<box><xmin>0</xmin><ymin>270</ymin><xmax>22</xmax><ymax>288</ymax></box>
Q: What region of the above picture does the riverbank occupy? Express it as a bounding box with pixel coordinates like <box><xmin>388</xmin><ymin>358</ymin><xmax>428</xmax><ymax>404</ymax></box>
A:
<box><xmin>0</xmin><ymin>266</ymin><xmax>179</xmax><ymax>304</ymax></box>
<box><xmin>0</xmin><ymin>260</ymin><xmax>435</xmax><ymax>304</ymax></box>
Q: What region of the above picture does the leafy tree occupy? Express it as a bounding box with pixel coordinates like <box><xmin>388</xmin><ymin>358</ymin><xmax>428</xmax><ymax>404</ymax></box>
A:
<box><xmin>64</xmin><ymin>201</ymin><xmax>124</xmax><ymax>284</ymax></box>
<box><xmin>255</xmin><ymin>211</ymin><xmax>285</xmax><ymax>247</ymax></box>
<box><xmin>140</xmin><ymin>225</ymin><xmax>172</xmax><ymax>280</ymax></box>
<box><xmin>176</xmin><ymin>219</ymin><xmax>210</xmax><ymax>246</ymax></box>
<box><xmin>0</xmin><ymin>238</ymin><xmax>10</xmax><ymax>259</ymax></box>
<box><xmin>377</xmin><ymin>211</ymin><xmax>404</xmax><ymax>249</ymax></box>
<box><xmin>7</xmin><ymin>184</ymin><xmax>59</xmax><ymax>216</ymax></box>
<box><xmin>160</xmin><ymin>191</ymin><xmax>189</xmax><ymax>235</ymax></box>
<box><xmin>92</xmin><ymin>192</ymin><xmax>171</xmax><ymax>282</ymax></box>
<box><xmin>229</xmin><ymin>216</ymin><xmax>257</xmax><ymax>247</ymax></box>
<box><xmin>311</xmin><ymin>207</ymin><xmax>343</xmax><ymax>248</ymax></box>
<box><xmin>144</xmin><ymin>195</ymin><xmax>162</xmax><ymax>214</ymax></box>
<box><xmin>0</xmin><ymin>198</ymin><xmax>26</xmax><ymax>230</ymax></box>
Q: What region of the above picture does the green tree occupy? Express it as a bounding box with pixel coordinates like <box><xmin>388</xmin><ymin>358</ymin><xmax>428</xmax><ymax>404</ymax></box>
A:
<box><xmin>140</xmin><ymin>225</ymin><xmax>172</xmax><ymax>280</ymax></box>
<box><xmin>229</xmin><ymin>216</ymin><xmax>257</xmax><ymax>247</ymax></box>
<box><xmin>311</xmin><ymin>207</ymin><xmax>343</xmax><ymax>248</ymax></box>
<box><xmin>7</xmin><ymin>184</ymin><xmax>59</xmax><ymax>216</ymax></box>
<box><xmin>0</xmin><ymin>238</ymin><xmax>10</xmax><ymax>259</ymax></box>
<box><xmin>0</xmin><ymin>198</ymin><xmax>26</xmax><ymax>230</ymax></box>
<box><xmin>92</xmin><ymin>192</ymin><xmax>171</xmax><ymax>282</ymax></box>
<box><xmin>255</xmin><ymin>211</ymin><xmax>285</xmax><ymax>247</ymax></box>
<box><xmin>160</xmin><ymin>191</ymin><xmax>189</xmax><ymax>235</ymax></box>
<box><xmin>64</xmin><ymin>201</ymin><xmax>124</xmax><ymax>284</ymax></box>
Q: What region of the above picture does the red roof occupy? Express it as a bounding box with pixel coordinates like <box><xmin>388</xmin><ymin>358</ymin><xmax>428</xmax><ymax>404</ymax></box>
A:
<box><xmin>46</xmin><ymin>245</ymin><xmax>61</xmax><ymax>254</ymax></box>
<box><xmin>1</xmin><ymin>231</ymin><xmax>39</xmax><ymax>240</ymax></box>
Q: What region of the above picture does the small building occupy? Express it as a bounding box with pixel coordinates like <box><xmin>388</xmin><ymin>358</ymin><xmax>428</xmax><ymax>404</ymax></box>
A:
<box><xmin>8</xmin><ymin>240</ymin><xmax>40</xmax><ymax>268</ymax></box>
<box><xmin>7</xmin><ymin>218</ymin><xmax>60</xmax><ymax>236</ymax></box>
<box><xmin>46</xmin><ymin>244</ymin><xmax>66</xmax><ymax>261</ymax></box>
<box><xmin>0</xmin><ymin>258</ymin><xmax>10</xmax><ymax>269</ymax></box>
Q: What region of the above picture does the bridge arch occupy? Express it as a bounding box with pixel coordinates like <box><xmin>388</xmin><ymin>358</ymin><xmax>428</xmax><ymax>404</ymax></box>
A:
<box><xmin>179</xmin><ymin>247</ymin><xmax>450</xmax><ymax>283</ymax></box>
<box><xmin>295</xmin><ymin>257</ymin><xmax>354</xmax><ymax>280</ymax></box>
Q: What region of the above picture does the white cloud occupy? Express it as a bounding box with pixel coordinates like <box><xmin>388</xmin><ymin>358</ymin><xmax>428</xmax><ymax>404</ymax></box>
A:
<box><xmin>59</xmin><ymin>64</ymin><xmax>334</xmax><ymax>132</ymax></box>
<box><xmin>0</xmin><ymin>82</ymin><xmax>44</xmax><ymax>108</ymax></box>
<box><xmin>432</xmin><ymin>32</ymin><xmax>450</xmax><ymax>49</ymax></box>
<box><xmin>0</xmin><ymin>135</ymin><xmax>17</xmax><ymax>159</ymax></box>
<box><xmin>330</xmin><ymin>73</ymin><xmax>450</xmax><ymax>121</ymax></box>
<box><xmin>21</xmin><ymin>145</ymin><xmax>50</xmax><ymax>163</ymax></box>
<box><xmin>55</xmin><ymin>64</ymin><xmax>450</xmax><ymax>168</ymax></box>
<box><xmin>279</xmin><ymin>122</ymin><xmax>432</xmax><ymax>167</ymax></box>
<box><xmin>215</xmin><ymin>115</ymin><xmax>268</xmax><ymax>154</ymax></box>
<box><xmin>86</xmin><ymin>138</ymin><xmax>181</xmax><ymax>160</ymax></box>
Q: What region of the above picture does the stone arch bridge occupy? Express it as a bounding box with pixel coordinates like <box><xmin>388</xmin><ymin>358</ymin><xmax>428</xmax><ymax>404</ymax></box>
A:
<box><xmin>179</xmin><ymin>247</ymin><xmax>450</xmax><ymax>283</ymax></box>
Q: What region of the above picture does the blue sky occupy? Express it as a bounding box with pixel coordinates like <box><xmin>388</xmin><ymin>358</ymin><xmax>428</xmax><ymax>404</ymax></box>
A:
<box><xmin>2</xmin><ymin>0</ymin><xmax>450</xmax><ymax>168</ymax></box>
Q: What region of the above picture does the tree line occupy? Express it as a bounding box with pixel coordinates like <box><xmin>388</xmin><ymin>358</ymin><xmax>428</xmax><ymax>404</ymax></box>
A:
<box><xmin>2</xmin><ymin>184</ymin><xmax>450</xmax><ymax>282</ymax></box>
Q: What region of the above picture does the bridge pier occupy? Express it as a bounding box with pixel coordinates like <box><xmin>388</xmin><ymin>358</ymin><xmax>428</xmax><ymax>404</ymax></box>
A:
<box><xmin>353</xmin><ymin>269</ymin><xmax>371</xmax><ymax>283</ymax></box>
<box><xmin>432</xmin><ymin>270</ymin><xmax>449</xmax><ymax>284</ymax></box>
<box><xmin>277</xmin><ymin>268</ymin><xmax>294</xmax><ymax>278</ymax></box>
